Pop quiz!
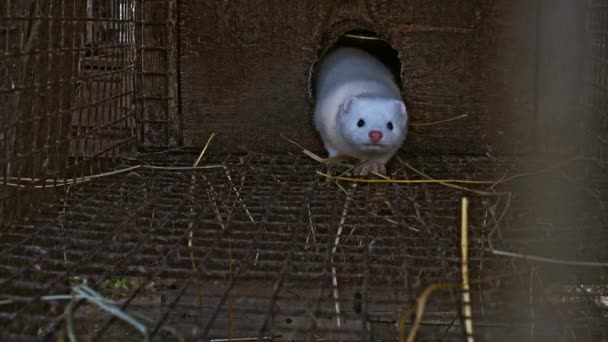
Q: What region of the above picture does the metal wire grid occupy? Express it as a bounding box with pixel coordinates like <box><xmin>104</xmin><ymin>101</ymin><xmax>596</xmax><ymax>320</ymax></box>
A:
<box><xmin>0</xmin><ymin>0</ymin><xmax>178</xmax><ymax>226</ymax></box>
<box><xmin>584</xmin><ymin>0</ymin><xmax>608</xmax><ymax>165</ymax></box>
<box><xmin>135</xmin><ymin>0</ymin><xmax>177</xmax><ymax>147</ymax></box>
<box><xmin>0</xmin><ymin>0</ymin><xmax>136</xmax><ymax>173</ymax></box>
<box><xmin>0</xmin><ymin>153</ymin><xmax>506</xmax><ymax>341</ymax></box>
<box><xmin>0</xmin><ymin>152</ymin><xmax>605</xmax><ymax>341</ymax></box>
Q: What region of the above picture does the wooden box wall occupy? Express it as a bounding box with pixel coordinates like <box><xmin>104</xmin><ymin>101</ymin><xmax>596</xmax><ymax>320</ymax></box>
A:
<box><xmin>177</xmin><ymin>0</ymin><xmax>585</xmax><ymax>155</ymax></box>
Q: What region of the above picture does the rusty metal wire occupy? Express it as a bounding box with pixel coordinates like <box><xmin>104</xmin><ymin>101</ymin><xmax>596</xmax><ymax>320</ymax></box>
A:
<box><xmin>1</xmin><ymin>0</ymin><xmax>176</xmax><ymax>226</ymax></box>
<box><xmin>0</xmin><ymin>0</ymin><xmax>173</xmax><ymax>225</ymax></box>
<box><xmin>0</xmin><ymin>152</ymin><xmax>605</xmax><ymax>341</ymax></box>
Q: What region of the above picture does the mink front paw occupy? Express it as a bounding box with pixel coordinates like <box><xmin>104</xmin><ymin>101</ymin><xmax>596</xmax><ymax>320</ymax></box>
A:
<box><xmin>354</xmin><ymin>161</ymin><xmax>386</xmax><ymax>176</ymax></box>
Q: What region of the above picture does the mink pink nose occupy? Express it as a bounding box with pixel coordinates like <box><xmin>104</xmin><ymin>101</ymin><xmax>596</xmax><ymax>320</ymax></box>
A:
<box><xmin>369</xmin><ymin>130</ymin><xmax>383</xmax><ymax>143</ymax></box>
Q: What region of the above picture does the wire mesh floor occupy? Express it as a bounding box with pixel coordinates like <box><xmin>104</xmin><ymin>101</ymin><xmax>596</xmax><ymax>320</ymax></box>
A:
<box><xmin>1</xmin><ymin>152</ymin><xmax>607</xmax><ymax>341</ymax></box>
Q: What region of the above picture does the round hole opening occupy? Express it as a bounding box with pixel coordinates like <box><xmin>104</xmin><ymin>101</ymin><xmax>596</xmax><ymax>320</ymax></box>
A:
<box><xmin>310</xmin><ymin>29</ymin><xmax>402</xmax><ymax>102</ymax></box>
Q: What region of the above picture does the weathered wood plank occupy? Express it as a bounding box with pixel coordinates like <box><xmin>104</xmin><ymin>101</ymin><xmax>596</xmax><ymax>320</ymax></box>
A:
<box><xmin>178</xmin><ymin>0</ymin><xmax>538</xmax><ymax>155</ymax></box>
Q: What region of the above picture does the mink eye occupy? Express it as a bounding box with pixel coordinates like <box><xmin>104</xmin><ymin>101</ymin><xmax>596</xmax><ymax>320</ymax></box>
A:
<box><xmin>357</xmin><ymin>119</ymin><xmax>365</xmax><ymax>127</ymax></box>
<box><xmin>387</xmin><ymin>121</ymin><xmax>394</xmax><ymax>130</ymax></box>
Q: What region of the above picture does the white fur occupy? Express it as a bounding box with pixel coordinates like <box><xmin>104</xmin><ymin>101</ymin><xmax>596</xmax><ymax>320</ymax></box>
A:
<box><xmin>314</xmin><ymin>47</ymin><xmax>408</xmax><ymax>175</ymax></box>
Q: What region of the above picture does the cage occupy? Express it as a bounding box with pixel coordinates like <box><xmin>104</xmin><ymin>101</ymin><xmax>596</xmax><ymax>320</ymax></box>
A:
<box><xmin>1</xmin><ymin>0</ymin><xmax>607</xmax><ymax>341</ymax></box>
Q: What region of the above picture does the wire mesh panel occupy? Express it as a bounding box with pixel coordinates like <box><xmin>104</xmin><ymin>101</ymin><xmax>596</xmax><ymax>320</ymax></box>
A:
<box><xmin>0</xmin><ymin>152</ymin><xmax>606</xmax><ymax>341</ymax></box>
<box><xmin>73</xmin><ymin>0</ymin><xmax>136</xmax><ymax>160</ymax></box>
<box><xmin>135</xmin><ymin>0</ymin><xmax>179</xmax><ymax>147</ymax></box>
<box><xmin>0</xmin><ymin>0</ymin><xmax>137</xmax><ymax>224</ymax></box>
<box><xmin>0</xmin><ymin>153</ymin><xmax>498</xmax><ymax>340</ymax></box>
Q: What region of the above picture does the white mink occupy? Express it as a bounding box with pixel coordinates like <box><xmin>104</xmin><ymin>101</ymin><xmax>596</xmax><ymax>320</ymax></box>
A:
<box><xmin>313</xmin><ymin>46</ymin><xmax>408</xmax><ymax>175</ymax></box>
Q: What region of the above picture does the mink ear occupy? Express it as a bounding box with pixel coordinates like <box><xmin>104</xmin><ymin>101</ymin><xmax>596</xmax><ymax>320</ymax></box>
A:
<box><xmin>395</xmin><ymin>100</ymin><xmax>407</xmax><ymax>118</ymax></box>
<box><xmin>340</xmin><ymin>96</ymin><xmax>356</xmax><ymax>115</ymax></box>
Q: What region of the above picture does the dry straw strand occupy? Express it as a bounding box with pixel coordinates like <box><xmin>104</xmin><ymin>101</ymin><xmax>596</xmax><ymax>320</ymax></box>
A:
<box><xmin>398</xmin><ymin>272</ymin><xmax>521</xmax><ymax>342</ymax></box>
<box><xmin>316</xmin><ymin>170</ymin><xmax>497</xmax><ymax>185</ymax></box>
<box><xmin>489</xmin><ymin>249</ymin><xmax>608</xmax><ymax>267</ymax></box>
<box><xmin>331</xmin><ymin>183</ymin><xmax>357</xmax><ymax>327</ymax></box>
<box><xmin>188</xmin><ymin>132</ymin><xmax>217</xmax><ymax>308</ymax></box>
<box><xmin>461</xmin><ymin>197</ymin><xmax>475</xmax><ymax>342</ymax></box>
<box><xmin>409</xmin><ymin>113</ymin><xmax>469</xmax><ymax>127</ymax></box>
<box><xmin>3</xmin><ymin>164</ymin><xmax>224</xmax><ymax>188</ymax></box>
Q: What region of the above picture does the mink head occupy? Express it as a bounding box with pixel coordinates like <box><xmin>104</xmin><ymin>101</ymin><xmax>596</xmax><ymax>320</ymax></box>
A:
<box><xmin>337</xmin><ymin>95</ymin><xmax>408</xmax><ymax>154</ymax></box>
